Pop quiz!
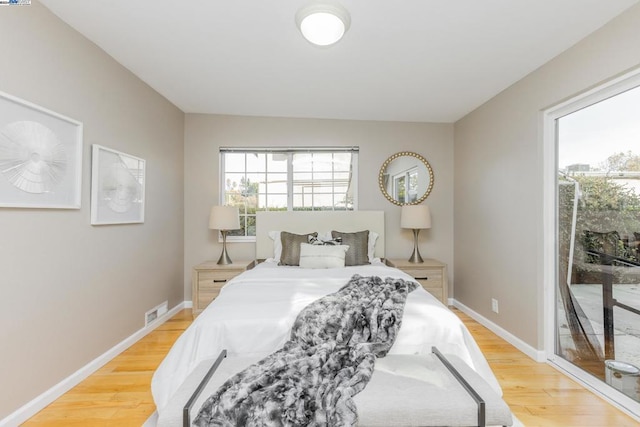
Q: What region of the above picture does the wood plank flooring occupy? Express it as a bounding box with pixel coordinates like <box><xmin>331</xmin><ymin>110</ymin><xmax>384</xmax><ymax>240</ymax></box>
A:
<box><xmin>23</xmin><ymin>310</ymin><xmax>192</xmax><ymax>427</ymax></box>
<box><xmin>23</xmin><ymin>308</ymin><xmax>639</xmax><ymax>426</ymax></box>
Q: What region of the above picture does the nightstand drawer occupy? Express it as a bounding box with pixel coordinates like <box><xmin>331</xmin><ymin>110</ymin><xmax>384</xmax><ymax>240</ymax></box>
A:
<box><xmin>198</xmin><ymin>278</ymin><xmax>225</xmax><ymax>294</ymax></box>
<box><xmin>195</xmin><ymin>278</ymin><xmax>225</xmax><ymax>314</ymax></box>
<box><xmin>192</xmin><ymin>261</ymin><xmax>252</xmax><ymax>317</ymax></box>
<box><xmin>402</xmin><ymin>268</ymin><xmax>442</xmax><ymax>284</ymax></box>
<box><xmin>199</xmin><ymin>270</ymin><xmax>240</xmax><ymax>285</ymax></box>
<box><xmin>419</xmin><ymin>280</ymin><xmax>443</xmax><ymax>293</ymax></box>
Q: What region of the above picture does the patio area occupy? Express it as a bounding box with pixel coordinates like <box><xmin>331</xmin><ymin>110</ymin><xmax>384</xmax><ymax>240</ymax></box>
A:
<box><xmin>557</xmin><ymin>282</ymin><xmax>640</xmax><ymax>401</ymax></box>
<box><xmin>571</xmin><ymin>283</ymin><xmax>640</xmax><ymax>366</ymax></box>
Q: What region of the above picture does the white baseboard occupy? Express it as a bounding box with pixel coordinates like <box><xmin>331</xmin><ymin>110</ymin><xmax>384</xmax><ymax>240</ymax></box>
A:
<box><xmin>453</xmin><ymin>299</ymin><xmax>546</xmax><ymax>362</ymax></box>
<box><xmin>0</xmin><ymin>301</ymin><xmax>189</xmax><ymax>427</ymax></box>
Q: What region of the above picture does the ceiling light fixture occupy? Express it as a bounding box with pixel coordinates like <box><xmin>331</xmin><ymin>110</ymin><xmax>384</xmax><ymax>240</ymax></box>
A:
<box><xmin>296</xmin><ymin>3</ymin><xmax>351</xmax><ymax>47</ymax></box>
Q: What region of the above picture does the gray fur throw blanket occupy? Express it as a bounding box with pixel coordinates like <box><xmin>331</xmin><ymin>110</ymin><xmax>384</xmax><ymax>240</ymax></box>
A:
<box><xmin>193</xmin><ymin>274</ymin><xmax>418</xmax><ymax>427</ymax></box>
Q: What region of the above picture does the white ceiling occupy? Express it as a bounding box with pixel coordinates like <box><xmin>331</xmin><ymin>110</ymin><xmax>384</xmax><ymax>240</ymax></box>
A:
<box><xmin>40</xmin><ymin>0</ymin><xmax>639</xmax><ymax>123</ymax></box>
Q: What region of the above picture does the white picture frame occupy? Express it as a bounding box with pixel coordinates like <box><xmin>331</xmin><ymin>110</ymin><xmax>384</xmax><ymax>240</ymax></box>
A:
<box><xmin>91</xmin><ymin>144</ymin><xmax>146</xmax><ymax>225</ymax></box>
<box><xmin>0</xmin><ymin>91</ymin><xmax>83</xmax><ymax>208</ymax></box>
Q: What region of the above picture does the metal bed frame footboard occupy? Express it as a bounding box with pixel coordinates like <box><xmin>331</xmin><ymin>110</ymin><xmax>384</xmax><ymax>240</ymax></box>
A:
<box><xmin>182</xmin><ymin>349</ymin><xmax>227</xmax><ymax>427</ymax></box>
<box><xmin>182</xmin><ymin>348</ymin><xmax>502</xmax><ymax>427</ymax></box>
<box><xmin>432</xmin><ymin>346</ymin><xmax>496</xmax><ymax>427</ymax></box>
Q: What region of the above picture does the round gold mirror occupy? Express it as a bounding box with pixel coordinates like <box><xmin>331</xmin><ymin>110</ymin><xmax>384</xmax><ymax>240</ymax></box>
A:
<box><xmin>379</xmin><ymin>152</ymin><xmax>434</xmax><ymax>206</ymax></box>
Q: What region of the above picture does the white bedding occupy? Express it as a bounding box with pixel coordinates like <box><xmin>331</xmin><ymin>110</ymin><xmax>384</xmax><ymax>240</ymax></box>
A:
<box><xmin>151</xmin><ymin>261</ymin><xmax>501</xmax><ymax>412</ymax></box>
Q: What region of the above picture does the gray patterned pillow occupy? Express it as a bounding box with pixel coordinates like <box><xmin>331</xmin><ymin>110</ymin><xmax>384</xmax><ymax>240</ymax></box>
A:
<box><xmin>279</xmin><ymin>231</ymin><xmax>318</xmax><ymax>266</ymax></box>
<box><xmin>331</xmin><ymin>230</ymin><xmax>370</xmax><ymax>266</ymax></box>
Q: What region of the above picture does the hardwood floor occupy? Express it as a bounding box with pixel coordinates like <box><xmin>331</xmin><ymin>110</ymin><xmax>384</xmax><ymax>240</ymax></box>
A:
<box><xmin>23</xmin><ymin>310</ymin><xmax>192</xmax><ymax>427</ymax></box>
<box><xmin>23</xmin><ymin>308</ymin><xmax>638</xmax><ymax>426</ymax></box>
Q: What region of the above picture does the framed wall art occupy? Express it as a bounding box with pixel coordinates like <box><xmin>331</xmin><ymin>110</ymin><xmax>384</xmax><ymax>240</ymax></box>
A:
<box><xmin>91</xmin><ymin>144</ymin><xmax>146</xmax><ymax>225</ymax></box>
<box><xmin>0</xmin><ymin>91</ymin><xmax>83</xmax><ymax>208</ymax></box>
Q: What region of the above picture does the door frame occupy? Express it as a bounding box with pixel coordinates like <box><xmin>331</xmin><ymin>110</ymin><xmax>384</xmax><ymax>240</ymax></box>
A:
<box><xmin>542</xmin><ymin>67</ymin><xmax>640</xmax><ymax>420</ymax></box>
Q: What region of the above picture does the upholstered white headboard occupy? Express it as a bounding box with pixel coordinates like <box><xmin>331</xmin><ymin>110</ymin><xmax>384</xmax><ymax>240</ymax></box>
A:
<box><xmin>256</xmin><ymin>211</ymin><xmax>385</xmax><ymax>260</ymax></box>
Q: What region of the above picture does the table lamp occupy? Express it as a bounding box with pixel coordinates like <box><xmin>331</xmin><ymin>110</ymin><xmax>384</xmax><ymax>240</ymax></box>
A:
<box><xmin>400</xmin><ymin>204</ymin><xmax>431</xmax><ymax>263</ymax></box>
<box><xmin>209</xmin><ymin>206</ymin><xmax>240</xmax><ymax>265</ymax></box>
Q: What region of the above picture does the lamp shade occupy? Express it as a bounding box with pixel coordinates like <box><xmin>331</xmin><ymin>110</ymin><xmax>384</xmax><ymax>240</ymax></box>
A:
<box><xmin>400</xmin><ymin>205</ymin><xmax>431</xmax><ymax>229</ymax></box>
<box><xmin>209</xmin><ymin>206</ymin><xmax>240</xmax><ymax>230</ymax></box>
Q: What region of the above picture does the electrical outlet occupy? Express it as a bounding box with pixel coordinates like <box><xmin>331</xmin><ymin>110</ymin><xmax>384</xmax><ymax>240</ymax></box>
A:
<box><xmin>491</xmin><ymin>298</ymin><xmax>499</xmax><ymax>313</ymax></box>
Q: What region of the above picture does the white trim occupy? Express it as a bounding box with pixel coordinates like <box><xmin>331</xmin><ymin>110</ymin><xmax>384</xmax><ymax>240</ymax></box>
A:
<box><xmin>543</xmin><ymin>66</ymin><xmax>640</xmax><ymax>120</ymax></box>
<box><xmin>219</xmin><ymin>146</ymin><xmax>360</xmax><ymax>153</ymax></box>
<box><xmin>541</xmin><ymin>106</ymin><xmax>559</xmax><ymax>363</ymax></box>
<box><xmin>0</xmin><ymin>301</ymin><xmax>189</xmax><ymax>427</ymax></box>
<box><xmin>453</xmin><ymin>299</ymin><xmax>546</xmax><ymax>362</ymax></box>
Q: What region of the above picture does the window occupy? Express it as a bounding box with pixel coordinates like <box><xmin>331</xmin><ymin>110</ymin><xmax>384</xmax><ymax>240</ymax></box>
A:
<box><xmin>220</xmin><ymin>147</ymin><xmax>358</xmax><ymax>240</ymax></box>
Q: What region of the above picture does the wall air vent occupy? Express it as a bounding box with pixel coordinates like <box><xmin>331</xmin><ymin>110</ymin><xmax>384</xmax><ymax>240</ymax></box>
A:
<box><xmin>145</xmin><ymin>301</ymin><xmax>168</xmax><ymax>327</ymax></box>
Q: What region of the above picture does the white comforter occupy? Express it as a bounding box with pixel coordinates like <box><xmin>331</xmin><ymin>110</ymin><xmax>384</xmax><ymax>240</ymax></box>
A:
<box><xmin>152</xmin><ymin>261</ymin><xmax>501</xmax><ymax>412</ymax></box>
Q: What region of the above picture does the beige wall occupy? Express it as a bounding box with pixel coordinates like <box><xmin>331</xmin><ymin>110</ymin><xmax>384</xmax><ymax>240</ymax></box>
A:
<box><xmin>0</xmin><ymin>2</ymin><xmax>184</xmax><ymax>418</ymax></box>
<box><xmin>184</xmin><ymin>114</ymin><xmax>454</xmax><ymax>299</ymax></box>
<box><xmin>454</xmin><ymin>4</ymin><xmax>640</xmax><ymax>348</ymax></box>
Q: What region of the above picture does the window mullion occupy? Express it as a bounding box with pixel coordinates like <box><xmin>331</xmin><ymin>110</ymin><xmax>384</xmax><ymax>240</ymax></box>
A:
<box><xmin>351</xmin><ymin>153</ymin><xmax>358</xmax><ymax>210</ymax></box>
<box><xmin>219</xmin><ymin>152</ymin><xmax>225</xmax><ymax>205</ymax></box>
<box><xmin>262</xmin><ymin>154</ymin><xmax>267</xmax><ymax>212</ymax></box>
<box><xmin>331</xmin><ymin>153</ymin><xmax>335</xmax><ymax>211</ymax></box>
<box><xmin>287</xmin><ymin>153</ymin><xmax>293</xmax><ymax>211</ymax></box>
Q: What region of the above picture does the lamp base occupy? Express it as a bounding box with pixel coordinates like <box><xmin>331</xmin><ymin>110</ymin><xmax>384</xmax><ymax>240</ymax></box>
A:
<box><xmin>217</xmin><ymin>230</ymin><xmax>233</xmax><ymax>265</ymax></box>
<box><xmin>408</xmin><ymin>228</ymin><xmax>424</xmax><ymax>263</ymax></box>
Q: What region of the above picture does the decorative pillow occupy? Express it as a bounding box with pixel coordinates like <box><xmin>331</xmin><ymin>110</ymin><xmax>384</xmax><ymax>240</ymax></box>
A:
<box><xmin>331</xmin><ymin>230</ymin><xmax>370</xmax><ymax>266</ymax></box>
<box><xmin>320</xmin><ymin>230</ymin><xmax>379</xmax><ymax>261</ymax></box>
<box><xmin>299</xmin><ymin>243</ymin><xmax>349</xmax><ymax>269</ymax></box>
<box><xmin>279</xmin><ymin>231</ymin><xmax>318</xmax><ymax>266</ymax></box>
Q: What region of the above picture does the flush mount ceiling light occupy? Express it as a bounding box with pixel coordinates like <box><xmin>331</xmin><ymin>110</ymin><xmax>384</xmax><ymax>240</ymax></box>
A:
<box><xmin>296</xmin><ymin>3</ymin><xmax>351</xmax><ymax>47</ymax></box>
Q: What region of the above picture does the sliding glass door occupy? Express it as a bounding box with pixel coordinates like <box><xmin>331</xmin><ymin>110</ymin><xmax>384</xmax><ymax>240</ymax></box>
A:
<box><xmin>552</xmin><ymin>77</ymin><xmax>640</xmax><ymax>413</ymax></box>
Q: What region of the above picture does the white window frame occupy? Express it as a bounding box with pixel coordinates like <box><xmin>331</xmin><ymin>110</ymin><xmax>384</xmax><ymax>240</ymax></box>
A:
<box><xmin>220</xmin><ymin>147</ymin><xmax>359</xmax><ymax>242</ymax></box>
<box><xmin>543</xmin><ymin>67</ymin><xmax>640</xmax><ymax>420</ymax></box>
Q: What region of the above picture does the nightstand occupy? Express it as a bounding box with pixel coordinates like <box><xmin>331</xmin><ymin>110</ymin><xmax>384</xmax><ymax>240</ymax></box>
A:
<box><xmin>192</xmin><ymin>260</ymin><xmax>254</xmax><ymax>316</ymax></box>
<box><xmin>386</xmin><ymin>258</ymin><xmax>449</xmax><ymax>306</ymax></box>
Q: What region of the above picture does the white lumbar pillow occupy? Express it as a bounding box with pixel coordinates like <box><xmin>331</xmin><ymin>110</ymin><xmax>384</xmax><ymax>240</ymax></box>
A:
<box><xmin>298</xmin><ymin>243</ymin><xmax>349</xmax><ymax>269</ymax></box>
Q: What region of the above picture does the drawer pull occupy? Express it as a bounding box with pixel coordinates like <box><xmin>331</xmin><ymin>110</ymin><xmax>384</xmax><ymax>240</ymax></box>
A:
<box><xmin>212</xmin><ymin>279</ymin><xmax>227</xmax><ymax>283</ymax></box>
<box><xmin>415</xmin><ymin>277</ymin><xmax>429</xmax><ymax>280</ymax></box>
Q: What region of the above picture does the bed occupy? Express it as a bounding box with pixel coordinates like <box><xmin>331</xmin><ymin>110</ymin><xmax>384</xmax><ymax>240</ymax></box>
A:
<box><xmin>151</xmin><ymin>211</ymin><xmax>509</xmax><ymax>426</ymax></box>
